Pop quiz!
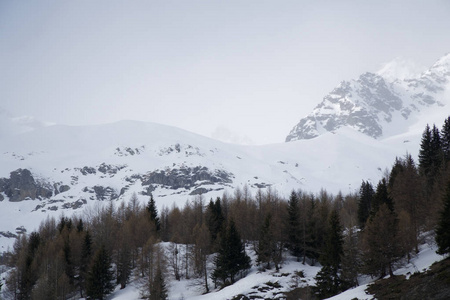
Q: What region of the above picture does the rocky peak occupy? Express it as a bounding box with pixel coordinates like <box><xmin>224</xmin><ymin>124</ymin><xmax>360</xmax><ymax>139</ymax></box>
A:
<box><xmin>286</xmin><ymin>53</ymin><xmax>450</xmax><ymax>142</ymax></box>
<box><xmin>286</xmin><ymin>72</ymin><xmax>401</xmax><ymax>141</ymax></box>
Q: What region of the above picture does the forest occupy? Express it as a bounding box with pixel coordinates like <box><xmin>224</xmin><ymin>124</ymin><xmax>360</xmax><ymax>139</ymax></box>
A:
<box><xmin>2</xmin><ymin>116</ymin><xmax>450</xmax><ymax>300</ymax></box>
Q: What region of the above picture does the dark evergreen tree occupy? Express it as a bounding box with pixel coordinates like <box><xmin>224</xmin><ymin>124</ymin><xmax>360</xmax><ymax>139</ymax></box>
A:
<box><xmin>212</xmin><ymin>220</ymin><xmax>251</xmax><ymax>287</ymax></box>
<box><xmin>442</xmin><ymin>116</ymin><xmax>450</xmax><ymax>162</ymax></box>
<box><xmin>86</xmin><ymin>245</ymin><xmax>115</xmax><ymax>300</ymax></box>
<box><xmin>362</xmin><ymin>204</ymin><xmax>400</xmax><ymax>278</ymax></box>
<box><xmin>388</xmin><ymin>157</ymin><xmax>405</xmax><ymax>192</ymax></box>
<box><xmin>206</xmin><ymin>197</ymin><xmax>225</xmax><ymax>248</ymax></box>
<box><xmin>57</xmin><ymin>216</ymin><xmax>73</xmax><ymax>234</ymax></box>
<box><xmin>150</xmin><ymin>264</ymin><xmax>168</xmax><ymax>300</ymax></box>
<box><xmin>256</xmin><ymin>214</ymin><xmax>276</xmax><ymax>270</ymax></box>
<box><xmin>19</xmin><ymin>232</ymin><xmax>39</xmax><ymax>300</ymax></box>
<box><xmin>63</xmin><ymin>239</ymin><xmax>74</xmax><ymax>284</ymax></box>
<box><xmin>314</xmin><ymin>209</ymin><xmax>344</xmax><ymax>298</ymax></box>
<box><xmin>305</xmin><ymin>197</ymin><xmax>320</xmax><ymax>264</ymax></box>
<box><xmin>147</xmin><ymin>195</ymin><xmax>161</xmax><ymax>232</ymax></box>
<box><xmin>420</xmin><ymin>124</ymin><xmax>443</xmax><ymax>191</ymax></box>
<box><xmin>372</xmin><ymin>178</ymin><xmax>394</xmax><ymax>214</ymax></box>
<box><xmin>314</xmin><ymin>266</ymin><xmax>340</xmax><ymax>298</ymax></box>
<box><xmin>76</xmin><ymin>218</ymin><xmax>84</xmax><ymax>233</ymax></box>
<box><xmin>419</xmin><ymin>124</ymin><xmax>433</xmax><ymax>177</ymax></box>
<box><xmin>357</xmin><ymin>181</ymin><xmax>374</xmax><ymax>228</ymax></box>
<box><xmin>436</xmin><ymin>182</ymin><xmax>450</xmax><ymax>255</ymax></box>
<box><xmin>431</xmin><ymin>124</ymin><xmax>443</xmax><ymax>167</ymax></box>
<box><xmin>287</xmin><ymin>191</ymin><xmax>302</xmax><ymax>259</ymax></box>
<box><xmin>390</xmin><ymin>154</ymin><xmax>424</xmax><ymax>253</ymax></box>
<box><xmin>321</xmin><ymin>210</ymin><xmax>344</xmax><ymax>269</ymax></box>
<box><xmin>79</xmin><ymin>231</ymin><xmax>92</xmax><ymax>298</ymax></box>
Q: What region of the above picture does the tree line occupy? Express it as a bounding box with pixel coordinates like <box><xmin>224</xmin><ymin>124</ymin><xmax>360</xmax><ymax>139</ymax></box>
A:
<box><xmin>2</xmin><ymin>116</ymin><xmax>450</xmax><ymax>300</ymax></box>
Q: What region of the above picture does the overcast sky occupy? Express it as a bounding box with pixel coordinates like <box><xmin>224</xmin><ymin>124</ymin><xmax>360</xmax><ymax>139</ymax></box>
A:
<box><xmin>1</xmin><ymin>1</ymin><xmax>450</xmax><ymax>144</ymax></box>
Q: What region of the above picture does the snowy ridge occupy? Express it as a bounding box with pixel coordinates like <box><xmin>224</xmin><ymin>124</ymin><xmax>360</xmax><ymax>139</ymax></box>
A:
<box><xmin>286</xmin><ymin>53</ymin><xmax>450</xmax><ymax>142</ymax></box>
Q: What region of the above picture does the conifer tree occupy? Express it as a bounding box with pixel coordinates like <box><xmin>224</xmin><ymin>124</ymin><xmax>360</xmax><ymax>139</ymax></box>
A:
<box><xmin>357</xmin><ymin>181</ymin><xmax>374</xmax><ymax>228</ymax></box>
<box><xmin>305</xmin><ymin>197</ymin><xmax>321</xmax><ymax>264</ymax></box>
<box><xmin>287</xmin><ymin>191</ymin><xmax>302</xmax><ymax>259</ymax></box>
<box><xmin>86</xmin><ymin>245</ymin><xmax>114</xmax><ymax>300</ymax></box>
<box><xmin>420</xmin><ymin>124</ymin><xmax>443</xmax><ymax>190</ymax></box>
<box><xmin>79</xmin><ymin>231</ymin><xmax>92</xmax><ymax>298</ymax></box>
<box><xmin>76</xmin><ymin>218</ymin><xmax>84</xmax><ymax>233</ymax></box>
<box><xmin>431</xmin><ymin>124</ymin><xmax>443</xmax><ymax>169</ymax></box>
<box><xmin>147</xmin><ymin>195</ymin><xmax>161</xmax><ymax>232</ymax></box>
<box><xmin>256</xmin><ymin>214</ymin><xmax>276</xmax><ymax>270</ymax></box>
<box><xmin>314</xmin><ymin>209</ymin><xmax>344</xmax><ymax>298</ymax></box>
<box><xmin>390</xmin><ymin>154</ymin><xmax>424</xmax><ymax>253</ymax></box>
<box><xmin>442</xmin><ymin>116</ymin><xmax>450</xmax><ymax>162</ymax></box>
<box><xmin>362</xmin><ymin>204</ymin><xmax>400</xmax><ymax>278</ymax></box>
<box><xmin>15</xmin><ymin>231</ymin><xmax>41</xmax><ymax>300</ymax></box>
<box><xmin>213</xmin><ymin>220</ymin><xmax>251</xmax><ymax>287</ymax></box>
<box><xmin>206</xmin><ymin>197</ymin><xmax>225</xmax><ymax>248</ymax></box>
<box><xmin>150</xmin><ymin>264</ymin><xmax>168</xmax><ymax>300</ymax></box>
<box><xmin>436</xmin><ymin>182</ymin><xmax>450</xmax><ymax>255</ymax></box>
<box><xmin>372</xmin><ymin>178</ymin><xmax>394</xmax><ymax>214</ymax></box>
<box><xmin>419</xmin><ymin>124</ymin><xmax>433</xmax><ymax>177</ymax></box>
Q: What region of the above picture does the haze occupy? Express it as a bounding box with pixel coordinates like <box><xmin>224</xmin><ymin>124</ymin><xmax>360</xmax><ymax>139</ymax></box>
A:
<box><xmin>1</xmin><ymin>0</ymin><xmax>450</xmax><ymax>144</ymax></box>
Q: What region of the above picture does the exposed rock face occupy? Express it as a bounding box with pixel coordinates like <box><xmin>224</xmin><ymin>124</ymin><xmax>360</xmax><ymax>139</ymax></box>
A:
<box><xmin>53</xmin><ymin>183</ymin><xmax>71</xmax><ymax>195</ymax></box>
<box><xmin>286</xmin><ymin>54</ymin><xmax>450</xmax><ymax>141</ymax></box>
<box><xmin>286</xmin><ymin>73</ymin><xmax>403</xmax><ymax>141</ymax></box>
<box><xmin>83</xmin><ymin>185</ymin><xmax>119</xmax><ymax>201</ymax></box>
<box><xmin>80</xmin><ymin>166</ymin><xmax>96</xmax><ymax>175</ymax></box>
<box><xmin>0</xmin><ymin>169</ymin><xmax>53</xmax><ymax>202</ymax></box>
<box><xmin>77</xmin><ymin>164</ymin><xmax>126</xmax><ymax>176</ymax></box>
<box><xmin>141</xmin><ymin>166</ymin><xmax>233</xmax><ymax>190</ymax></box>
<box><xmin>97</xmin><ymin>163</ymin><xmax>126</xmax><ymax>175</ymax></box>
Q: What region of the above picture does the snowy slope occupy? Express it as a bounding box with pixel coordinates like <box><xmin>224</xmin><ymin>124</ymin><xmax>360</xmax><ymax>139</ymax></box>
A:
<box><xmin>0</xmin><ymin>116</ymin><xmax>435</xmax><ymax>252</ymax></box>
<box><xmin>103</xmin><ymin>237</ymin><xmax>445</xmax><ymax>300</ymax></box>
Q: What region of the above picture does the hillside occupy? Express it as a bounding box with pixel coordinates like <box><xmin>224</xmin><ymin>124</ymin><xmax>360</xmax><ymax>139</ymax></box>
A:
<box><xmin>97</xmin><ymin>237</ymin><xmax>445</xmax><ymax>300</ymax></box>
<box><xmin>0</xmin><ymin>117</ymin><xmax>424</xmax><ymax>251</ymax></box>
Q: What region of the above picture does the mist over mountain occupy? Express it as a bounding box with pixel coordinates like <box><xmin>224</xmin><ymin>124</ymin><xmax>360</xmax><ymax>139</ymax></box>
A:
<box><xmin>1</xmin><ymin>53</ymin><xmax>450</xmax><ymax>252</ymax></box>
<box><xmin>286</xmin><ymin>53</ymin><xmax>450</xmax><ymax>142</ymax></box>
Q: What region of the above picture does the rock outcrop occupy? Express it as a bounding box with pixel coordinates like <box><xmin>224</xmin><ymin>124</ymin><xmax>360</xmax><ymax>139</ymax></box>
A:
<box><xmin>0</xmin><ymin>169</ymin><xmax>53</xmax><ymax>202</ymax></box>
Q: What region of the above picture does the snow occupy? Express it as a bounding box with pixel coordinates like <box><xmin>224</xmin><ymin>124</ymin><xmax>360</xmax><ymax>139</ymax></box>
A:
<box><xmin>325</xmin><ymin>235</ymin><xmax>446</xmax><ymax>300</ymax></box>
<box><xmin>0</xmin><ymin>111</ymin><xmax>442</xmax><ymax>251</ymax></box>
<box><xmin>377</xmin><ymin>57</ymin><xmax>425</xmax><ymax>81</ymax></box>
<box><xmin>96</xmin><ymin>237</ymin><xmax>447</xmax><ymax>300</ymax></box>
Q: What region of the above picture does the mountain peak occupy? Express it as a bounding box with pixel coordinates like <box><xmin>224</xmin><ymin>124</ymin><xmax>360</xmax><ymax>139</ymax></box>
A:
<box><xmin>287</xmin><ymin>53</ymin><xmax>450</xmax><ymax>142</ymax></box>
<box><xmin>377</xmin><ymin>57</ymin><xmax>425</xmax><ymax>81</ymax></box>
<box><xmin>426</xmin><ymin>52</ymin><xmax>450</xmax><ymax>78</ymax></box>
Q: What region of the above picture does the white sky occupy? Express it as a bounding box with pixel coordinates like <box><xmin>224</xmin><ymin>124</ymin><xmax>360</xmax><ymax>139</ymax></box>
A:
<box><xmin>1</xmin><ymin>1</ymin><xmax>450</xmax><ymax>144</ymax></box>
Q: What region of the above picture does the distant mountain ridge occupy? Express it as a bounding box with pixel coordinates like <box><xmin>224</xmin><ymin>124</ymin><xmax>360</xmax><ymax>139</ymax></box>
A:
<box><xmin>286</xmin><ymin>53</ymin><xmax>450</xmax><ymax>142</ymax></box>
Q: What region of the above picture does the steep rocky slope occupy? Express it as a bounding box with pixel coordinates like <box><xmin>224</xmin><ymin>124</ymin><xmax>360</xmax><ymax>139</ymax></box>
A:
<box><xmin>286</xmin><ymin>53</ymin><xmax>450</xmax><ymax>142</ymax></box>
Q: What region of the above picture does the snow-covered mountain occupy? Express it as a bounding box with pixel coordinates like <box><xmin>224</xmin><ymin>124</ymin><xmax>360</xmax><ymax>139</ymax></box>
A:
<box><xmin>1</xmin><ymin>54</ymin><xmax>449</xmax><ymax>252</ymax></box>
<box><xmin>286</xmin><ymin>53</ymin><xmax>450</xmax><ymax>142</ymax></box>
<box><xmin>0</xmin><ymin>119</ymin><xmax>404</xmax><ymax>251</ymax></box>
